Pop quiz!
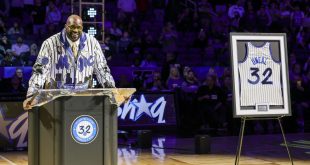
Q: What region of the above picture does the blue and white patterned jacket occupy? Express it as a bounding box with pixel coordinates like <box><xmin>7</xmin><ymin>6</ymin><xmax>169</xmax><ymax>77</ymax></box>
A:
<box><xmin>27</xmin><ymin>29</ymin><xmax>115</xmax><ymax>97</ymax></box>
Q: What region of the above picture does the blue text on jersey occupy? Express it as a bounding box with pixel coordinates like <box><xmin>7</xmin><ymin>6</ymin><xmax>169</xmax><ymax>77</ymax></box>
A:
<box><xmin>251</xmin><ymin>56</ymin><xmax>268</xmax><ymax>65</ymax></box>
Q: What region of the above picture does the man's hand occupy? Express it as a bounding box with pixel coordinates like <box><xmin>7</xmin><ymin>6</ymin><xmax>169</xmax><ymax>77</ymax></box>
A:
<box><xmin>23</xmin><ymin>98</ymin><xmax>32</xmax><ymax>110</ymax></box>
<box><xmin>23</xmin><ymin>97</ymin><xmax>38</xmax><ymax>110</ymax></box>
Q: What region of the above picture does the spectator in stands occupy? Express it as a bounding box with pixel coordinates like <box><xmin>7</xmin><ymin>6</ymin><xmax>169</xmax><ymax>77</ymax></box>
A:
<box><xmin>103</xmin><ymin>35</ymin><xmax>114</xmax><ymax>60</ymax></box>
<box><xmin>10</xmin><ymin>0</ymin><xmax>24</xmax><ymax>19</ymax></box>
<box><xmin>256</xmin><ymin>5</ymin><xmax>272</xmax><ymax>32</ymax></box>
<box><xmin>303</xmin><ymin>56</ymin><xmax>310</xmax><ymax>73</ymax></box>
<box><xmin>288</xmin><ymin>52</ymin><xmax>297</xmax><ymax>69</ymax></box>
<box><xmin>0</xmin><ymin>18</ymin><xmax>6</xmax><ymax>34</ymax></box>
<box><xmin>177</xmin><ymin>8</ymin><xmax>192</xmax><ymax>32</ymax></box>
<box><xmin>129</xmin><ymin>47</ymin><xmax>142</xmax><ymax>61</ymax></box>
<box><xmin>117</xmin><ymin>0</ymin><xmax>136</xmax><ymax>17</ymax></box>
<box><xmin>191</xmin><ymin>11</ymin><xmax>202</xmax><ymax>32</ymax></box>
<box><xmin>183</xmin><ymin>66</ymin><xmax>191</xmax><ymax>78</ymax></box>
<box><xmin>218</xmin><ymin>42</ymin><xmax>230</xmax><ymax>66</ymax></box>
<box><xmin>7</xmin><ymin>21</ymin><xmax>24</xmax><ymax>35</ymax></box>
<box><xmin>206</xmin><ymin>67</ymin><xmax>219</xmax><ymax>84</ymax></box>
<box><xmin>136</xmin><ymin>0</ymin><xmax>150</xmax><ymax>21</ymax></box>
<box><xmin>228</xmin><ymin>1</ymin><xmax>245</xmax><ymax>19</ymax></box>
<box><xmin>166</xmin><ymin>66</ymin><xmax>183</xmax><ymax>90</ymax></box>
<box><xmin>59</xmin><ymin>1</ymin><xmax>71</xmax><ymax>24</ymax></box>
<box><xmin>212</xmin><ymin>8</ymin><xmax>230</xmax><ymax>35</ymax></box>
<box><xmin>119</xmin><ymin>31</ymin><xmax>132</xmax><ymax>55</ymax></box>
<box><xmin>290</xmin><ymin>63</ymin><xmax>308</xmax><ymax>132</ymax></box>
<box><xmin>161</xmin><ymin>51</ymin><xmax>182</xmax><ymax>83</ymax></box>
<box><xmin>145</xmin><ymin>71</ymin><xmax>165</xmax><ymax>91</ymax></box>
<box><xmin>31</xmin><ymin>0</ymin><xmax>46</xmax><ymax>35</ymax></box>
<box><xmin>0</xmin><ymin>34</ymin><xmax>10</xmax><ymax>49</ymax></box>
<box><xmin>45</xmin><ymin>1</ymin><xmax>61</xmax><ymax>31</ymax></box>
<box><xmin>193</xmin><ymin>29</ymin><xmax>208</xmax><ymax>48</ymax></box>
<box><xmin>163</xmin><ymin>0</ymin><xmax>179</xmax><ymax>23</ymax></box>
<box><xmin>242</xmin><ymin>3</ymin><xmax>257</xmax><ymax>31</ymax></box>
<box><xmin>159</xmin><ymin>22</ymin><xmax>177</xmax><ymax>53</ymax></box>
<box><xmin>198</xmin><ymin>0</ymin><xmax>214</xmax><ymax>17</ymax></box>
<box><xmin>116</xmin><ymin>10</ymin><xmax>127</xmax><ymax>26</ymax></box>
<box><xmin>0</xmin><ymin>74</ymin><xmax>26</xmax><ymax>94</ymax></box>
<box><xmin>14</xmin><ymin>68</ymin><xmax>27</xmax><ymax>89</ymax></box>
<box><xmin>182</xmin><ymin>70</ymin><xmax>200</xmax><ymax>93</ymax></box>
<box><xmin>127</xmin><ymin>16</ymin><xmax>139</xmax><ymax>35</ymax></box>
<box><xmin>109</xmin><ymin>22</ymin><xmax>123</xmax><ymax>40</ymax></box>
<box><xmin>290</xmin><ymin>5</ymin><xmax>305</xmax><ymax>32</ymax></box>
<box><xmin>128</xmin><ymin>36</ymin><xmax>142</xmax><ymax>53</ymax></box>
<box><xmin>228</xmin><ymin>1</ymin><xmax>245</xmax><ymax>31</ymax></box>
<box><xmin>221</xmin><ymin>75</ymin><xmax>237</xmax><ymax>135</ymax></box>
<box><xmin>0</xmin><ymin>0</ymin><xmax>10</xmax><ymax>18</ymax></box>
<box><xmin>269</xmin><ymin>2</ymin><xmax>281</xmax><ymax>31</ymax></box>
<box><xmin>204</xmin><ymin>38</ymin><xmax>216</xmax><ymax>64</ymax></box>
<box><xmin>131</xmin><ymin>56</ymin><xmax>142</xmax><ymax>67</ymax></box>
<box><xmin>132</xmin><ymin>70</ymin><xmax>144</xmax><ymax>90</ymax></box>
<box><xmin>126</xmin><ymin>36</ymin><xmax>144</xmax><ymax>60</ymax></box>
<box><xmin>296</xmin><ymin>28</ymin><xmax>307</xmax><ymax>49</ymax></box>
<box><xmin>0</xmin><ymin>34</ymin><xmax>13</xmax><ymax>65</ymax></box>
<box><xmin>290</xmin><ymin>62</ymin><xmax>303</xmax><ymax>82</ymax></box>
<box><xmin>23</xmin><ymin>0</ymin><xmax>35</xmax><ymax>11</ymax></box>
<box><xmin>279</xmin><ymin>5</ymin><xmax>291</xmax><ymax>27</ymax></box>
<box><xmin>11</xmin><ymin>36</ymin><xmax>30</xmax><ymax>65</ymax></box>
<box><xmin>230</xmin><ymin>11</ymin><xmax>241</xmax><ymax>31</ymax></box>
<box><xmin>152</xmin><ymin>0</ymin><xmax>165</xmax><ymax>22</ymax></box>
<box><xmin>183</xmin><ymin>69</ymin><xmax>200</xmax><ymax>86</ymax></box>
<box><xmin>28</xmin><ymin>43</ymin><xmax>38</xmax><ymax>65</ymax></box>
<box><xmin>140</xmin><ymin>30</ymin><xmax>158</xmax><ymax>54</ymax></box>
<box><xmin>43</xmin><ymin>21</ymin><xmax>58</xmax><ymax>39</ymax></box>
<box><xmin>140</xmin><ymin>53</ymin><xmax>157</xmax><ymax>68</ymax></box>
<box><xmin>197</xmin><ymin>74</ymin><xmax>223</xmax><ymax>132</ymax></box>
<box><xmin>4</xmin><ymin>75</ymin><xmax>26</xmax><ymax>93</ymax></box>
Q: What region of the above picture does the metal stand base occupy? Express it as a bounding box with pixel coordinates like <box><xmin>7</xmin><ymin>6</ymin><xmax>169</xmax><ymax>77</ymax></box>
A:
<box><xmin>235</xmin><ymin>116</ymin><xmax>293</xmax><ymax>165</ymax></box>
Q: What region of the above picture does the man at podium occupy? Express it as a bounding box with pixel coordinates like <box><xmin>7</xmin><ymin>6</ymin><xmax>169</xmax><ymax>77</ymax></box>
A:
<box><xmin>24</xmin><ymin>15</ymin><xmax>115</xmax><ymax>109</ymax></box>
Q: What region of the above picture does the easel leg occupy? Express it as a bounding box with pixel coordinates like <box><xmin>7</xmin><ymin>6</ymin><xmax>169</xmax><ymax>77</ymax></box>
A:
<box><xmin>278</xmin><ymin>118</ymin><xmax>294</xmax><ymax>165</ymax></box>
<box><xmin>235</xmin><ymin>117</ymin><xmax>246</xmax><ymax>165</ymax></box>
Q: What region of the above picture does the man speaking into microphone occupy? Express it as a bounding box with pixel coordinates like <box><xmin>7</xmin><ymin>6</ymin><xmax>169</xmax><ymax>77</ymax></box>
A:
<box><xmin>24</xmin><ymin>15</ymin><xmax>115</xmax><ymax>109</ymax></box>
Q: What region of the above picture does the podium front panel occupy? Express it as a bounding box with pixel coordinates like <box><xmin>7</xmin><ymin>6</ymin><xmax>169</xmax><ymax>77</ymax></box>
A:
<box><xmin>28</xmin><ymin>95</ymin><xmax>117</xmax><ymax>165</ymax></box>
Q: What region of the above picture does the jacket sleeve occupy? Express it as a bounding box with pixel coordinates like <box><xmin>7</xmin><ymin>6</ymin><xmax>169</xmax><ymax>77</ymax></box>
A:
<box><xmin>27</xmin><ymin>41</ymin><xmax>52</xmax><ymax>97</ymax></box>
<box><xmin>93</xmin><ymin>39</ymin><xmax>115</xmax><ymax>88</ymax></box>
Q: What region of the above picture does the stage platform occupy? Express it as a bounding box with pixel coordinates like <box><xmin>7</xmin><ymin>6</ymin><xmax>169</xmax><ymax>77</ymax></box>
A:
<box><xmin>0</xmin><ymin>133</ymin><xmax>309</xmax><ymax>165</ymax></box>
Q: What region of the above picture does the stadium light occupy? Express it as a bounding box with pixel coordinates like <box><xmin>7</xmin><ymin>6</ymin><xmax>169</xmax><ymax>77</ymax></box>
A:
<box><xmin>87</xmin><ymin>8</ymin><xmax>97</xmax><ymax>18</ymax></box>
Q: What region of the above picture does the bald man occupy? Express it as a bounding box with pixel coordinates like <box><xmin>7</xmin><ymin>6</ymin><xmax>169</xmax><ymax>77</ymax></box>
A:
<box><xmin>24</xmin><ymin>15</ymin><xmax>115</xmax><ymax>109</ymax></box>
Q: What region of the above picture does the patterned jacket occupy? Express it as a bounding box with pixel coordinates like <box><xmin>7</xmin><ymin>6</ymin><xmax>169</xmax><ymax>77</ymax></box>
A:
<box><xmin>27</xmin><ymin>29</ymin><xmax>115</xmax><ymax>97</ymax></box>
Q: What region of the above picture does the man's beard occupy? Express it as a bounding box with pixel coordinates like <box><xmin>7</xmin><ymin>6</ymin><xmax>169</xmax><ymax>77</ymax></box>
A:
<box><xmin>68</xmin><ymin>31</ymin><xmax>81</xmax><ymax>41</ymax></box>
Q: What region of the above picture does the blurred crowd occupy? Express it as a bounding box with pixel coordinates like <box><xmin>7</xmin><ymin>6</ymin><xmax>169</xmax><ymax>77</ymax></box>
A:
<box><xmin>0</xmin><ymin>0</ymin><xmax>310</xmax><ymax>134</ymax></box>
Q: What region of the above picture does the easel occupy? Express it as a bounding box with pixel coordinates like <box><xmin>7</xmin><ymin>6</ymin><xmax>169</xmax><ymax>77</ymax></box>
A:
<box><xmin>235</xmin><ymin>116</ymin><xmax>294</xmax><ymax>165</ymax></box>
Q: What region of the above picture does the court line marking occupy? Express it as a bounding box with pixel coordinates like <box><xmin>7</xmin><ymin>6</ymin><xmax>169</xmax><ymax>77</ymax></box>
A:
<box><xmin>0</xmin><ymin>155</ymin><xmax>17</xmax><ymax>165</ymax></box>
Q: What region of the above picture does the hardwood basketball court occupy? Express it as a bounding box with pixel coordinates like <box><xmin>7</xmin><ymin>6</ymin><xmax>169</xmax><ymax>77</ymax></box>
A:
<box><xmin>1</xmin><ymin>133</ymin><xmax>309</xmax><ymax>165</ymax></box>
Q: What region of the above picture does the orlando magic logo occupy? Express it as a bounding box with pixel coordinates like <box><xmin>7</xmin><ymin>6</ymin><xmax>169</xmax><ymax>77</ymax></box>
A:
<box><xmin>71</xmin><ymin>115</ymin><xmax>98</xmax><ymax>144</ymax></box>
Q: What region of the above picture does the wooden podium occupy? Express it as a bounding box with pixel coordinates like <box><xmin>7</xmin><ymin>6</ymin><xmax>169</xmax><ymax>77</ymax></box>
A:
<box><xmin>26</xmin><ymin>88</ymin><xmax>135</xmax><ymax>165</ymax></box>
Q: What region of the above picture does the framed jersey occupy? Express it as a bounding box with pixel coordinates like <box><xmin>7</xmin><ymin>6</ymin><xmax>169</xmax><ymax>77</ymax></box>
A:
<box><xmin>230</xmin><ymin>33</ymin><xmax>291</xmax><ymax>117</ymax></box>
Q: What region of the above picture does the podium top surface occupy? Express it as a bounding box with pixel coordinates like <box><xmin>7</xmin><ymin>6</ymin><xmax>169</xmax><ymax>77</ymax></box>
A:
<box><xmin>24</xmin><ymin>88</ymin><xmax>136</xmax><ymax>109</ymax></box>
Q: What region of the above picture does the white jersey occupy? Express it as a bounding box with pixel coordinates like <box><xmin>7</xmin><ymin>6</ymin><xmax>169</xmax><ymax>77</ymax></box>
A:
<box><xmin>238</xmin><ymin>42</ymin><xmax>283</xmax><ymax>106</ymax></box>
